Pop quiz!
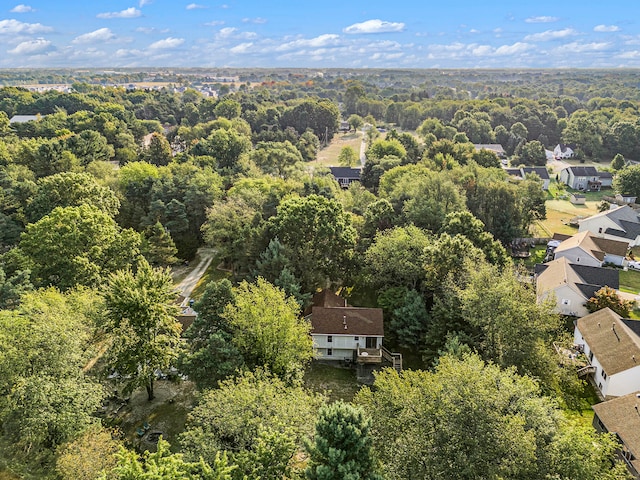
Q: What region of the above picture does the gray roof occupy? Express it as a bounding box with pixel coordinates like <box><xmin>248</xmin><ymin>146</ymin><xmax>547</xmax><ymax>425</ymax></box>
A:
<box><xmin>598</xmin><ymin>171</ymin><xmax>614</xmax><ymax>179</ymax></box>
<box><xmin>566</xmin><ymin>166</ymin><xmax>599</xmax><ymax>176</ymax></box>
<box><xmin>329</xmin><ymin>167</ymin><xmax>361</xmax><ymax>180</ymax></box>
<box><xmin>9</xmin><ymin>114</ymin><xmax>39</xmax><ymax>124</ymax></box>
<box><xmin>521</xmin><ymin>167</ymin><xmax>550</xmax><ymax>180</ymax></box>
<box><xmin>571</xmin><ymin>264</ymin><xmax>620</xmax><ymax>289</ymax></box>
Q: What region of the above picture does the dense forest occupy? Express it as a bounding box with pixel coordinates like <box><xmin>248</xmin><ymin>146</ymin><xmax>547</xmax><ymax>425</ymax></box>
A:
<box><xmin>0</xmin><ymin>69</ymin><xmax>638</xmax><ymax>479</ymax></box>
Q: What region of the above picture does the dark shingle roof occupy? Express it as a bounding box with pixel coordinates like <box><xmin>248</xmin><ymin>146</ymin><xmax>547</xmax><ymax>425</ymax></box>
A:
<box><xmin>598</xmin><ymin>171</ymin><xmax>613</xmax><ymax>179</ymax></box>
<box><xmin>522</xmin><ymin>167</ymin><xmax>550</xmax><ymax>180</ymax></box>
<box><xmin>568</xmin><ymin>166</ymin><xmax>599</xmax><ymax>176</ymax></box>
<box><xmin>310</xmin><ymin>306</ymin><xmax>384</xmax><ymax>336</ymax></box>
<box><xmin>571</xmin><ymin>264</ymin><xmax>620</xmax><ymax>289</ymax></box>
<box><xmin>329</xmin><ymin>167</ymin><xmax>361</xmax><ymax>180</ymax></box>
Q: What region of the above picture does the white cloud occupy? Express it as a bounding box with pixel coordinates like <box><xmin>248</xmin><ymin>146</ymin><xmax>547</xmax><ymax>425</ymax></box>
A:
<box><xmin>524</xmin><ymin>28</ymin><xmax>577</xmax><ymax>41</ymax></box>
<box><xmin>139</xmin><ymin>0</ymin><xmax>152</xmax><ymax>6</ymax></box>
<box><xmin>97</xmin><ymin>7</ymin><xmax>141</xmax><ymax>19</ymax></box>
<box><xmin>8</xmin><ymin>37</ymin><xmax>52</xmax><ymax>55</ymax></box>
<box><xmin>343</xmin><ymin>19</ymin><xmax>405</xmax><ymax>34</ymax></box>
<box><xmin>552</xmin><ymin>41</ymin><xmax>611</xmax><ymax>53</ymax></box>
<box><xmin>217</xmin><ymin>27</ymin><xmax>237</xmax><ymax>38</ymax></box>
<box><xmin>525</xmin><ymin>16</ymin><xmax>559</xmax><ymax>23</ymax></box>
<box><xmin>205</xmin><ymin>20</ymin><xmax>224</xmax><ymax>26</ymax></box>
<box><xmin>594</xmin><ymin>24</ymin><xmax>620</xmax><ymax>32</ymax></box>
<box><xmin>148</xmin><ymin>37</ymin><xmax>184</xmax><ymax>49</ymax></box>
<box><xmin>10</xmin><ymin>4</ymin><xmax>35</xmax><ymax>13</ymax></box>
<box><xmin>230</xmin><ymin>42</ymin><xmax>253</xmax><ymax>54</ymax></box>
<box><xmin>495</xmin><ymin>42</ymin><xmax>533</xmax><ymax>55</ymax></box>
<box><xmin>186</xmin><ymin>3</ymin><xmax>207</xmax><ymax>9</ymax></box>
<box><xmin>0</xmin><ymin>18</ymin><xmax>52</xmax><ymax>35</ymax></box>
<box><xmin>242</xmin><ymin>17</ymin><xmax>266</xmax><ymax>24</ymax></box>
<box><xmin>72</xmin><ymin>28</ymin><xmax>116</xmax><ymax>44</ymax></box>
<box><xmin>276</xmin><ymin>34</ymin><xmax>340</xmax><ymax>51</ymax></box>
<box><xmin>469</xmin><ymin>29</ymin><xmax>480</xmax><ymax>34</ymax></box>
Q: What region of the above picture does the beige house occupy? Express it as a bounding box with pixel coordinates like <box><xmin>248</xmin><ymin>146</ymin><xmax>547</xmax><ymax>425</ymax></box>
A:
<box><xmin>574</xmin><ymin>308</ymin><xmax>640</xmax><ymax>398</ymax></box>
<box><xmin>535</xmin><ymin>257</ymin><xmax>620</xmax><ymax>317</ymax></box>
<box><xmin>593</xmin><ymin>391</ymin><xmax>640</xmax><ymax>477</ymax></box>
<box><xmin>579</xmin><ymin>205</ymin><xmax>640</xmax><ymax>247</ymax></box>
<box><xmin>553</xmin><ymin>230</ymin><xmax>628</xmax><ymax>267</ymax></box>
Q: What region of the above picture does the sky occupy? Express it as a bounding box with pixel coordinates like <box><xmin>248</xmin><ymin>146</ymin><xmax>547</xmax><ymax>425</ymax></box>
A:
<box><xmin>2</xmin><ymin>0</ymin><xmax>640</xmax><ymax>69</ymax></box>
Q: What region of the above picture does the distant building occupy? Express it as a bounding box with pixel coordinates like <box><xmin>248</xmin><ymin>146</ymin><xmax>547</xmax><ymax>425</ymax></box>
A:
<box><xmin>554</xmin><ymin>143</ymin><xmax>575</xmax><ymax>159</ymax></box>
<box><xmin>473</xmin><ymin>143</ymin><xmax>506</xmax><ymax>158</ymax></box>
<box><xmin>579</xmin><ymin>205</ymin><xmax>640</xmax><ymax>247</ymax></box>
<box><xmin>329</xmin><ymin>166</ymin><xmax>361</xmax><ymax>188</ymax></box>
<box><xmin>9</xmin><ymin>114</ymin><xmax>41</xmax><ymax>124</ymax></box>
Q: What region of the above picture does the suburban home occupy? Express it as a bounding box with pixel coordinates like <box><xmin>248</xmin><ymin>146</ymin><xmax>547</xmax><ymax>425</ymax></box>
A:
<box><xmin>306</xmin><ymin>290</ymin><xmax>401</xmax><ymax>380</ymax></box>
<box><xmin>570</xmin><ymin>193</ymin><xmax>586</xmax><ymax>205</ymax></box>
<box><xmin>616</xmin><ymin>193</ymin><xmax>637</xmax><ymax>205</ymax></box>
<box><xmin>579</xmin><ymin>205</ymin><xmax>640</xmax><ymax>247</ymax></box>
<box><xmin>599</xmin><ymin>171</ymin><xmax>614</xmax><ymax>188</ymax></box>
<box><xmin>535</xmin><ymin>257</ymin><xmax>620</xmax><ymax>317</ymax></box>
<box><xmin>9</xmin><ymin>114</ymin><xmax>41</xmax><ymax>124</ymax></box>
<box><xmin>593</xmin><ymin>391</ymin><xmax>640</xmax><ymax>477</ymax></box>
<box><xmin>554</xmin><ymin>143</ymin><xmax>575</xmax><ymax>159</ymax></box>
<box><xmin>560</xmin><ymin>166</ymin><xmax>602</xmax><ymax>190</ymax></box>
<box><xmin>553</xmin><ymin>230</ymin><xmax>628</xmax><ymax>267</ymax></box>
<box><xmin>574</xmin><ymin>308</ymin><xmax>640</xmax><ymax>398</ymax></box>
<box><xmin>503</xmin><ymin>166</ymin><xmax>550</xmax><ymax>190</ymax></box>
<box><xmin>339</xmin><ymin>121</ymin><xmax>350</xmax><ymax>132</ymax></box>
<box><xmin>473</xmin><ymin>143</ymin><xmax>506</xmax><ymax>158</ymax></box>
<box><xmin>329</xmin><ymin>166</ymin><xmax>361</xmax><ymax>188</ymax></box>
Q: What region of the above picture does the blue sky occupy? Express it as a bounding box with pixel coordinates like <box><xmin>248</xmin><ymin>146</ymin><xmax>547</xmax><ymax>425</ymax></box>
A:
<box><xmin>1</xmin><ymin>0</ymin><xmax>640</xmax><ymax>68</ymax></box>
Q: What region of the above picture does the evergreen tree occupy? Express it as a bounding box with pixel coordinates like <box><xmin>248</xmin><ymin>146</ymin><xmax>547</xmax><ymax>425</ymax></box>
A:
<box><xmin>306</xmin><ymin>401</ymin><xmax>382</xmax><ymax>480</ymax></box>
<box><xmin>143</xmin><ymin>221</ymin><xmax>179</xmax><ymax>266</ymax></box>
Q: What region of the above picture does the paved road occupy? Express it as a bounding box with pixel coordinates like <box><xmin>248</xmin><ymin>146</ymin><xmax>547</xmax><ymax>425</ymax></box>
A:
<box><xmin>176</xmin><ymin>248</ymin><xmax>215</xmax><ymax>306</ymax></box>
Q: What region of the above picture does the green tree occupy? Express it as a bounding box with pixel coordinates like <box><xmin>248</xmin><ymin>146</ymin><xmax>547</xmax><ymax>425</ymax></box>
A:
<box><xmin>19</xmin><ymin>205</ymin><xmax>141</xmax><ymax>289</ymax></box>
<box><xmin>366</xmin><ymin>138</ymin><xmax>406</xmax><ymax>162</ymax></box>
<box><xmin>223</xmin><ymin>278</ymin><xmax>312</xmax><ymax>378</ymax></box>
<box><xmin>586</xmin><ymin>287</ymin><xmax>634</xmax><ymax>317</ymax></box>
<box><xmin>518</xmin><ymin>140</ymin><xmax>546</xmax><ymax>166</ymax></box>
<box><xmin>56</xmin><ymin>425</ymin><xmax>122</xmax><ymax>480</ymax></box>
<box><xmin>142</xmin><ymin>132</ymin><xmax>173</xmax><ymax>166</ymax></box>
<box><xmin>107</xmin><ymin>438</ymin><xmax>235</xmax><ymax>479</ymax></box>
<box><xmin>338</xmin><ymin>146</ymin><xmax>359</xmax><ymax>167</ymax></box>
<box><xmin>614</xmin><ymin>164</ymin><xmax>640</xmax><ymax>197</ymax></box>
<box><xmin>215</xmin><ymin>98</ymin><xmax>242</xmax><ymax>119</ymax></box>
<box><xmin>472</xmin><ymin>148</ymin><xmax>500</xmax><ymax>168</ymax></box>
<box><xmin>180</xmin><ymin>369</ymin><xmax>325</xmax><ymax>477</ymax></box>
<box><xmin>270</xmin><ymin>194</ymin><xmax>357</xmax><ymax>291</ymax></box>
<box><xmin>250</xmin><ymin>140</ymin><xmax>304</xmax><ymax>177</ymax></box>
<box><xmin>347</xmin><ymin>114</ymin><xmax>364</xmax><ymax>132</ymax></box>
<box><xmin>306</xmin><ymin>401</ymin><xmax>382</xmax><ymax>480</ymax></box>
<box><xmin>104</xmin><ymin>259</ymin><xmax>182</xmax><ymax>400</ymax></box>
<box><xmin>0</xmin><ymin>266</ymin><xmax>32</xmax><ymax>310</ymax></box>
<box><xmin>142</xmin><ymin>221</ymin><xmax>179</xmax><ymax>266</ymax></box>
<box><xmin>611</xmin><ymin>153</ymin><xmax>626</xmax><ymax>170</ymax></box>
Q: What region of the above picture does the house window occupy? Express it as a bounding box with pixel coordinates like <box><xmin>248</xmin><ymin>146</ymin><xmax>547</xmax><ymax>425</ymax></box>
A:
<box><xmin>598</xmin><ymin>227</ymin><xmax>603</xmax><ymax>233</ymax></box>
<box><xmin>561</xmin><ymin>299</ymin><xmax>571</xmax><ymax>305</ymax></box>
<box><xmin>327</xmin><ymin>335</ymin><xmax>333</xmax><ymax>343</ymax></box>
<box><xmin>354</xmin><ymin>336</ymin><xmax>359</xmax><ymax>341</ymax></box>
<box><xmin>589</xmin><ymin>351</ymin><xmax>594</xmax><ymax>362</ymax></box>
<box><xmin>327</xmin><ymin>348</ymin><xmax>333</xmax><ymax>356</ymax></box>
<box><xmin>601</xmin><ymin>370</ymin><xmax>607</xmax><ymax>380</ymax></box>
<box><xmin>598</xmin><ymin>382</ymin><xmax>603</xmax><ymax>391</ymax></box>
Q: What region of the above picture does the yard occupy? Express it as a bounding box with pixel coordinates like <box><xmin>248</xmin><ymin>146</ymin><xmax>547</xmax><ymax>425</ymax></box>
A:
<box><xmin>313</xmin><ymin>132</ymin><xmax>363</xmax><ymax>167</ymax></box>
<box><xmin>303</xmin><ymin>363</ymin><xmax>363</xmax><ymax>402</ymax></box>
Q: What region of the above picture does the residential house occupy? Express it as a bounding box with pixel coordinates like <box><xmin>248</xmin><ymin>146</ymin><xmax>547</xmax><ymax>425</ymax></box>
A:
<box><xmin>553</xmin><ymin>230</ymin><xmax>628</xmax><ymax>267</ymax></box>
<box><xmin>9</xmin><ymin>114</ymin><xmax>41</xmax><ymax>124</ymax></box>
<box><xmin>329</xmin><ymin>166</ymin><xmax>361</xmax><ymax>189</ymax></box>
<box><xmin>579</xmin><ymin>205</ymin><xmax>640</xmax><ymax>247</ymax></box>
<box><xmin>593</xmin><ymin>391</ymin><xmax>640</xmax><ymax>478</ymax></box>
<box><xmin>560</xmin><ymin>166</ymin><xmax>601</xmax><ymax>190</ymax></box>
<box><xmin>616</xmin><ymin>194</ymin><xmax>637</xmax><ymax>205</ymax></box>
<box><xmin>599</xmin><ymin>171</ymin><xmax>614</xmax><ymax>188</ymax></box>
<box><xmin>554</xmin><ymin>143</ymin><xmax>575</xmax><ymax>159</ymax></box>
<box><xmin>473</xmin><ymin>144</ymin><xmax>506</xmax><ymax>158</ymax></box>
<box><xmin>307</xmin><ymin>290</ymin><xmax>384</xmax><ymax>362</ymax></box>
<box><xmin>574</xmin><ymin>308</ymin><xmax>640</xmax><ymax>398</ymax></box>
<box><xmin>503</xmin><ymin>166</ymin><xmax>551</xmax><ymax>190</ymax></box>
<box><xmin>535</xmin><ymin>257</ymin><xmax>620</xmax><ymax>317</ymax></box>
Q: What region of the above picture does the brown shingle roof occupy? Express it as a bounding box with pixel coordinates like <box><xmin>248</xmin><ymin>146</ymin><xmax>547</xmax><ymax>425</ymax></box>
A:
<box><xmin>309</xmin><ymin>306</ymin><xmax>384</xmax><ymax>336</ymax></box>
<box><xmin>555</xmin><ymin>230</ymin><xmax>628</xmax><ymax>261</ymax></box>
<box><xmin>576</xmin><ymin>308</ymin><xmax>640</xmax><ymax>375</ymax></box>
<box><xmin>593</xmin><ymin>392</ymin><xmax>640</xmax><ymax>473</ymax></box>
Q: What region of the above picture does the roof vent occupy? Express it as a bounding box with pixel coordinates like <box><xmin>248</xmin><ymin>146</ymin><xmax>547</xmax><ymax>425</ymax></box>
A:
<box><xmin>343</xmin><ymin>315</ymin><xmax>347</xmax><ymax>330</ymax></box>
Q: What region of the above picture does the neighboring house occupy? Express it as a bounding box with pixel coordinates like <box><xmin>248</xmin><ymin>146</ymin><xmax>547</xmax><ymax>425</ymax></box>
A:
<box><xmin>535</xmin><ymin>257</ymin><xmax>620</xmax><ymax>317</ymax></box>
<box><xmin>574</xmin><ymin>308</ymin><xmax>640</xmax><ymax>398</ymax></box>
<box><xmin>599</xmin><ymin>171</ymin><xmax>614</xmax><ymax>188</ymax></box>
<box><xmin>329</xmin><ymin>166</ymin><xmax>361</xmax><ymax>189</ymax></box>
<box><xmin>554</xmin><ymin>143</ymin><xmax>575</xmax><ymax>159</ymax></box>
<box><xmin>9</xmin><ymin>114</ymin><xmax>41</xmax><ymax>124</ymax></box>
<box><xmin>553</xmin><ymin>230</ymin><xmax>628</xmax><ymax>267</ymax></box>
<box><xmin>579</xmin><ymin>205</ymin><xmax>640</xmax><ymax>247</ymax></box>
<box><xmin>560</xmin><ymin>166</ymin><xmax>601</xmax><ymax>190</ymax></box>
<box><xmin>307</xmin><ymin>290</ymin><xmax>384</xmax><ymax>362</ymax></box>
<box><xmin>570</xmin><ymin>193</ymin><xmax>586</xmax><ymax>205</ymax></box>
<box><xmin>503</xmin><ymin>166</ymin><xmax>550</xmax><ymax>190</ymax></box>
<box><xmin>545</xmin><ymin>149</ymin><xmax>555</xmax><ymax>161</ymax></box>
<box><xmin>616</xmin><ymin>193</ymin><xmax>637</xmax><ymax>205</ymax></box>
<box><xmin>339</xmin><ymin>121</ymin><xmax>350</xmax><ymax>132</ymax></box>
<box><xmin>473</xmin><ymin>144</ymin><xmax>506</xmax><ymax>158</ymax></box>
<box><xmin>593</xmin><ymin>391</ymin><xmax>640</xmax><ymax>478</ymax></box>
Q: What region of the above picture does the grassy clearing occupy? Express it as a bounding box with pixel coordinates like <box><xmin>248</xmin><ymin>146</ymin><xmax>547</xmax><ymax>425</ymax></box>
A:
<box><xmin>313</xmin><ymin>132</ymin><xmax>363</xmax><ymax>167</ymax></box>
<box><xmin>562</xmin><ymin>381</ymin><xmax>600</xmax><ymax>428</ymax></box>
<box><xmin>619</xmin><ymin>269</ymin><xmax>640</xmax><ymax>294</ymax></box>
<box><xmin>516</xmin><ymin>245</ymin><xmax>547</xmax><ymax>269</ymax></box>
<box><xmin>188</xmin><ymin>259</ymin><xmax>232</xmax><ymax>300</ymax></box>
<box><xmin>303</xmin><ymin>363</ymin><xmax>363</xmax><ymax>403</ymax></box>
<box><xmin>537</xmin><ymin>198</ymin><xmax>601</xmax><ymax>236</ymax></box>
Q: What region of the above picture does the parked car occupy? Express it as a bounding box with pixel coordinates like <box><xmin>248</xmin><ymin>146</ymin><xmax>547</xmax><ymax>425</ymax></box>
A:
<box><xmin>628</xmin><ymin>261</ymin><xmax>640</xmax><ymax>270</ymax></box>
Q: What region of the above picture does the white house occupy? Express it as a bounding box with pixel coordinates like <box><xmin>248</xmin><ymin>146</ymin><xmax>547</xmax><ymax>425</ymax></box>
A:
<box><xmin>579</xmin><ymin>205</ymin><xmax>640</xmax><ymax>247</ymax></box>
<box><xmin>574</xmin><ymin>308</ymin><xmax>640</xmax><ymax>398</ymax></box>
<box><xmin>535</xmin><ymin>257</ymin><xmax>620</xmax><ymax>317</ymax></box>
<box><xmin>307</xmin><ymin>290</ymin><xmax>384</xmax><ymax>362</ymax></box>
<box><xmin>553</xmin><ymin>230</ymin><xmax>628</xmax><ymax>267</ymax></box>
<box><xmin>559</xmin><ymin>166</ymin><xmax>601</xmax><ymax>190</ymax></box>
<box><xmin>502</xmin><ymin>166</ymin><xmax>550</xmax><ymax>190</ymax></box>
<box><xmin>328</xmin><ymin>167</ymin><xmax>362</xmax><ymax>189</ymax></box>
<box><xmin>554</xmin><ymin>144</ymin><xmax>575</xmax><ymax>159</ymax></box>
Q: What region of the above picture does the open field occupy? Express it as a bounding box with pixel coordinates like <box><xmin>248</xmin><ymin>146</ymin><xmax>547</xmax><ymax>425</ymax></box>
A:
<box><xmin>536</xmin><ymin>198</ymin><xmax>601</xmax><ymax>236</ymax></box>
<box><xmin>313</xmin><ymin>132</ymin><xmax>363</xmax><ymax>167</ymax></box>
<box><xmin>303</xmin><ymin>363</ymin><xmax>363</xmax><ymax>402</ymax></box>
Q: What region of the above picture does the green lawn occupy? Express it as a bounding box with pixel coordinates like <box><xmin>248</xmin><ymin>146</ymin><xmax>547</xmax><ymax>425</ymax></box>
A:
<box><xmin>562</xmin><ymin>381</ymin><xmax>600</xmax><ymax>428</ymax></box>
<box><xmin>619</xmin><ymin>269</ymin><xmax>640</xmax><ymax>294</ymax></box>
<box><xmin>303</xmin><ymin>363</ymin><xmax>363</xmax><ymax>403</ymax></box>
<box><xmin>188</xmin><ymin>258</ymin><xmax>232</xmax><ymax>300</ymax></box>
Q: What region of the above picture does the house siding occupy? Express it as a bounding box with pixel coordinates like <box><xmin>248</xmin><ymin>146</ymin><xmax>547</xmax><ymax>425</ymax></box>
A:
<box><xmin>541</xmin><ymin>284</ymin><xmax>588</xmax><ymax>317</ymax></box>
<box><xmin>311</xmin><ymin>334</ymin><xmax>382</xmax><ymax>361</ymax></box>
<box><xmin>554</xmin><ymin>246</ymin><xmax>602</xmax><ymax>267</ymax></box>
